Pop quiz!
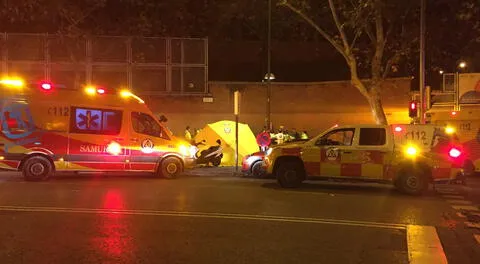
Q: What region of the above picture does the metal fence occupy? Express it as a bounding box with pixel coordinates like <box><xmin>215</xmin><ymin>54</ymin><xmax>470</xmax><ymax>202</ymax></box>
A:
<box><xmin>0</xmin><ymin>33</ymin><xmax>208</xmax><ymax>95</ymax></box>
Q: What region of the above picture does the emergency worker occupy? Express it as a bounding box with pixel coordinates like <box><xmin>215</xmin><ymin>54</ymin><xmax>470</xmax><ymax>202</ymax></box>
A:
<box><xmin>184</xmin><ymin>126</ymin><xmax>192</xmax><ymax>141</ymax></box>
<box><xmin>300</xmin><ymin>130</ymin><xmax>309</xmax><ymax>140</ymax></box>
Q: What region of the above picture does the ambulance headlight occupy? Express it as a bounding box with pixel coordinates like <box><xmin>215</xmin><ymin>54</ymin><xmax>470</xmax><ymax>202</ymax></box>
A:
<box><xmin>266</xmin><ymin>148</ymin><xmax>273</xmax><ymax>156</ymax></box>
<box><xmin>189</xmin><ymin>146</ymin><xmax>197</xmax><ymax>156</ymax></box>
<box><xmin>179</xmin><ymin>145</ymin><xmax>190</xmax><ymax>157</ymax></box>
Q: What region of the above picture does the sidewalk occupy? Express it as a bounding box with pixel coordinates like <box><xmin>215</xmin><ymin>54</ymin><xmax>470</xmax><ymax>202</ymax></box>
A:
<box><xmin>182</xmin><ymin>166</ymin><xmax>244</xmax><ymax>177</ymax></box>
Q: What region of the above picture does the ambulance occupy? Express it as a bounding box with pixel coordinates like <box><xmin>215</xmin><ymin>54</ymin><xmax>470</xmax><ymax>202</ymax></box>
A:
<box><xmin>426</xmin><ymin>109</ymin><xmax>480</xmax><ymax>177</ymax></box>
<box><xmin>265</xmin><ymin>124</ymin><xmax>464</xmax><ymax>195</ymax></box>
<box><xmin>0</xmin><ymin>78</ymin><xmax>194</xmax><ymax>181</ymax></box>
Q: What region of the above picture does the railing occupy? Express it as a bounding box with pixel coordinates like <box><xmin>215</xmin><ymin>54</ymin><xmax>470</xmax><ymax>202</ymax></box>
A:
<box><xmin>0</xmin><ymin>33</ymin><xmax>208</xmax><ymax>95</ymax></box>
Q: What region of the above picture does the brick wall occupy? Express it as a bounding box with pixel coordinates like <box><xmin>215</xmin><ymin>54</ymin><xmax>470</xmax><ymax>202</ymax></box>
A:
<box><xmin>142</xmin><ymin>78</ymin><xmax>412</xmax><ymax>136</ymax></box>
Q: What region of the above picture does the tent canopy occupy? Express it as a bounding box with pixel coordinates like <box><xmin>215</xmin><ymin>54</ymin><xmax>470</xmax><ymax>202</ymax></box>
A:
<box><xmin>194</xmin><ymin>120</ymin><xmax>258</xmax><ymax>166</ymax></box>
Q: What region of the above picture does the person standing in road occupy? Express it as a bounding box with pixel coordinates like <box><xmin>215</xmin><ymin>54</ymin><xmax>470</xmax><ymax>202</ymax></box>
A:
<box><xmin>276</xmin><ymin>126</ymin><xmax>285</xmax><ymax>145</ymax></box>
<box><xmin>300</xmin><ymin>130</ymin><xmax>309</xmax><ymax>140</ymax></box>
<box><xmin>291</xmin><ymin>128</ymin><xmax>300</xmax><ymax>141</ymax></box>
<box><xmin>184</xmin><ymin>126</ymin><xmax>192</xmax><ymax>141</ymax></box>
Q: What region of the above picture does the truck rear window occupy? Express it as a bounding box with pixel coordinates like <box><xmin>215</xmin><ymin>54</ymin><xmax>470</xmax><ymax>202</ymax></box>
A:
<box><xmin>359</xmin><ymin>128</ymin><xmax>386</xmax><ymax>146</ymax></box>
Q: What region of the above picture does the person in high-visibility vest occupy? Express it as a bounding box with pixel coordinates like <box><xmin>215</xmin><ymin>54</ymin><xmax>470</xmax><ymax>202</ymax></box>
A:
<box><xmin>184</xmin><ymin>126</ymin><xmax>192</xmax><ymax>141</ymax></box>
<box><xmin>300</xmin><ymin>130</ymin><xmax>309</xmax><ymax>140</ymax></box>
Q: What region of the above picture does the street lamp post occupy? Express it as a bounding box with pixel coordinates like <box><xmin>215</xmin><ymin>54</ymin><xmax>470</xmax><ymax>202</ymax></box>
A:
<box><xmin>455</xmin><ymin>60</ymin><xmax>467</xmax><ymax>111</ymax></box>
<box><xmin>265</xmin><ymin>0</ymin><xmax>272</xmax><ymax>130</ymax></box>
<box><xmin>419</xmin><ymin>0</ymin><xmax>426</xmax><ymax>124</ymax></box>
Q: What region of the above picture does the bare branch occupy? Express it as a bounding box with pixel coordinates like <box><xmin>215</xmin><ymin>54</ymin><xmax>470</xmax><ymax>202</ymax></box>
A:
<box><xmin>371</xmin><ymin>0</ymin><xmax>386</xmax><ymax>81</ymax></box>
<box><xmin>57</xmin><ymin>1</ymin><xmax>105</xmax><ymax>35</ymax></box>
<box><xmin>364</xmin><ymin>23</ymin><xmax>376</xmax><ymax>43</ymax></box>
<box><xmin>278</xmin><ymin>0</ymin><xmax>348</xmax><ymax>61</ymax></box>
<box><xmin>382</xmin><ymin>52</ymin><xmax>400</xmax><ymax>79</ymax></box>
<box><xmin>328</xmin><ymin>0</ymin><xmax>351</xmax><ymax>53</ymax></box>
<box><xmin>350</xmin><ymin>30</ymin><xmax>362</xmax><ymax>49</ymax></box>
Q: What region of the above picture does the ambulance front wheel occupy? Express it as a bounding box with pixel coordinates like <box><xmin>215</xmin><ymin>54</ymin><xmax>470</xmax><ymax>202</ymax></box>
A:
<box><xmin>159</xmin><ymin>157</ymin><xmax>183</xmax><ymax>179</ymax></box>
<box><xmin>276</xmin><ymin>161</ymin><xmax>305</xmax><ymax>188</ymax></box>
<box><xmin>22</xmin><ymin>156</ymin><xmax>54</xmax><ymax>181</ymax></box>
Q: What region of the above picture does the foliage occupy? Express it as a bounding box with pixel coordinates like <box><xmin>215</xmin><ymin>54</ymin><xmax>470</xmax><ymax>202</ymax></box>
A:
<box><xmin>276</xmin><ymin>0</ymin><xmax>423</xmax><ymax>124</ymax></box>
<box><xmin>0</xmin><ymin>0</ymin><xmax>478</xmax><ymax>80</ymax></box>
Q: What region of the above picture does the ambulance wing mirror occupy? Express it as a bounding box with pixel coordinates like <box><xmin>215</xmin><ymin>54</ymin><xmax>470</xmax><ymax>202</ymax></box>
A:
<box><xmin>159</xmin><ymin>115</ymin><xmax>168</xmax><ymax>123</ymax></box>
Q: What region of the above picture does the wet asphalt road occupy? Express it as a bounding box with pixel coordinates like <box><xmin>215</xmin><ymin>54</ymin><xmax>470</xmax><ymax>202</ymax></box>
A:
<box><xmin>0</xmin><ymin>170</ymin><xmax>479</xmax><ymax>264</ymax></box>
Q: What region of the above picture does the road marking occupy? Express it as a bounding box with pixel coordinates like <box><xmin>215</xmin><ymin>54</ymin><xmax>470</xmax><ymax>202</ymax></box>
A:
<box><xmin>451</xmin><ymin>205</ymin><xmax>479</xmax><ymax>211</ymax></box>
<box><xmin>464</xmin><ymin>222</ymin><xmax>480</xmax><ymax>229</ymax></box>
<box><xmin>435</xmin><ymin>188</ymin><xmax>459</xmax><ymax>194</ymax></box>
<box><xmin>0</xmin><ymin>205</ymin><xmax>406</xmax><ymax>230</ymax></box>
<box><xmin>407</xmin><ymin>225</ymin><xmax>448</xmax><ymax>264</ymax></box>
<box><xmin>463</xmin><ymin>211</ymin><xmax>480</xmax><ymax>217</ymax></box>
<box><xmin>475</xmin><ymin>234</ymin><xmax>480</xmax><ymax>245</ymax></box>
<box><xmin>446</xmin><ymin>200</ymin><xmax>472</xmax><ymax>205</ymax></box>
<box><xmin>442</xmin><ymin>195</ymin><xmax>464</xmax><ymax>199</ymax></box>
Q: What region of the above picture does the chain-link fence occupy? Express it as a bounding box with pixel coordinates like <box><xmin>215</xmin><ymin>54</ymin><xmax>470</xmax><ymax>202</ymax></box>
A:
<box><xmin>0</xmin><ymin>33</ymin><xmax>208</xmax><ymax>95</ymax></box>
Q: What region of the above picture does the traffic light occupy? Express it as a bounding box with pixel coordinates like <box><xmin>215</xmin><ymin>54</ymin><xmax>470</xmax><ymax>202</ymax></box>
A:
<box><xmin>409</xmin><ymin>100</ymin><xmax>418</xmax><ymax>118</ymax></box>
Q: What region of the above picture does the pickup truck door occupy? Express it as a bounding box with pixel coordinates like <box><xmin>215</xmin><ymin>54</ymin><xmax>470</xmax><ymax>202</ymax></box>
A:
<box><xmin>313</xmin><ymin>128</ymin><xmax>356</xmax><ymax>177</ymax></box>
<box><xmin>345</xmin><ymin>127</ymin><xmax>390</xmax><ymax>179</ymax></box>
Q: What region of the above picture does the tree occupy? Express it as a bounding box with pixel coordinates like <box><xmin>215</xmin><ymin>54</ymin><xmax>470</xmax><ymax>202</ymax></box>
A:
<box><xmin>427</xmin><ymin>0</ymin><xmax>480</xmax><ymax>74</ymax></box>
<box><xmin>278</xmin><ymin>0</ymin><xmax>420</xmax><ymax>124</ymax></box>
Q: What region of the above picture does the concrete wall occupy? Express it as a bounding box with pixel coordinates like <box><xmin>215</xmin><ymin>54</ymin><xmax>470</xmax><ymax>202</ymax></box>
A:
<box><xmin>143</xmin><ymin>78</ymin><xmax>412</xmax><ymax>136</ymax></box>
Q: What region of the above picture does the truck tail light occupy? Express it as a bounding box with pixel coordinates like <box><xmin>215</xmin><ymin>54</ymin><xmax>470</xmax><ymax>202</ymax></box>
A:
<box><xmin>40</xmin><ymin>82</ymin><xmax>52</xmax><ymax>90</ymax></box>
<box><xmin>448</xmin><ymin>147</ymin><xmax>462</xmax><ymax>158</ymax></box>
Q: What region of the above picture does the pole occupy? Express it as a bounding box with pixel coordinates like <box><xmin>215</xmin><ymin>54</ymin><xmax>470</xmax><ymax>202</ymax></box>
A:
<box><xmin>419</xmin><ymin>0</ymin><xmax>426</xmax><ymax>124</ymax></box>
<box><xmin>265</xmin><ymin>0</ymin><xmax>272</xmax><ymax>130</ymax></box>
<box><xmin>234</xmin><ymin>91</ymin><xmax>239</xmax><ymax>172</ymax></box>
<box><xmin>425</xmin><ymin>85</ymin><xmax>431</xmax><ymax>111</ymax></box>
<box><xmin>455</xmin><ymin>71</ymin><xmax>459</xmax><ymax>111</ymax></box>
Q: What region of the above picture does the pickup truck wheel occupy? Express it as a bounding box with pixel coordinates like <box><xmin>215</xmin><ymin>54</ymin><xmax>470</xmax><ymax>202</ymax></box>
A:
<box><xmin>396</xmin><ymin>167</ymin><xmax>427</xmax><ymax>195</ymax></box>
<box><xmin>22</xmin><ymin>156</ymin><xmax>53</xmax><ymax>181</ymax></box>
<box><xmin>276</xmin><ymin>161</ymin><xmax>304</xmax><ymax>188</ymax></box>
<box><xmin>160</xmin><ymin>157</ymin><xmax>182</xmax><ymax>179</ymax></box>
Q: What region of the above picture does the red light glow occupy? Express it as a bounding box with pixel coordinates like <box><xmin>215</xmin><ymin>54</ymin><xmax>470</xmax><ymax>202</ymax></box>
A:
<box><xmin>41</xmin><ymin>83</ymin><xmax>52</xmax><ymax>90</ymax></box>
<box><xmin>449</xmin><ymin>148</ymin><xmax>462</xmax><ymax>158</ymax></box>
<box><xmin>394</xmin><ymin>126</ymin><xmax>403</xmax><ymax>132</ymax></box>
<box><xmin>97</xmin><ymin>88</ymin><xmax>105</xmax><ymax>94</ymax></box>
<box><xmin>92</xmin><ymin>190</ymin><xmax>133</xmax><ymax>258</ymax></box>
<box><xmin>451</xmin><ymin>111</ymin><xmax>457</xmax><ymax>116</ymax></box>
<box><xmin>410</xmin><ymin>102</ymin><xmax>416</xmax><ymax>109</ymax></box>
<box><xmin>106</xmin><ymin>142</ymin><xmax>122</xmax><ymax>155</ymax></box>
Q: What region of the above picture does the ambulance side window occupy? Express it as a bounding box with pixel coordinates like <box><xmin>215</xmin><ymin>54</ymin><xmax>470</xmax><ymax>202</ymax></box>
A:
<box><xmin>131</xmin><ymin>112</ymin><xmax>169</xmax><ymax>140</ymax></box>
<box><xmin>70</xmin><ymin>107</ymin><xmax>122</xmax><ymax>135</ymax></box>
<box><xmin>359</xmin><ymin>128</ymin><xmax>386</xmax><ymax>146</ymax></box>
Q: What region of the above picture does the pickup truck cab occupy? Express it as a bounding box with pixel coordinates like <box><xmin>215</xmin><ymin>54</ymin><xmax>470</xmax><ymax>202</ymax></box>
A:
<box><xmin>265</xmin><ymin>124</ymin><xmax>464</xmax><ymax>195</ymax></box>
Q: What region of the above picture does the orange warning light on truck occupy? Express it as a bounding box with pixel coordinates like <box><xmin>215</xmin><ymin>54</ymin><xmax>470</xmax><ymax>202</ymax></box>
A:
<box><xmin>0</xmin><ymin>78</ymin><xmax>193</xmax><ymax>181</ymax></box>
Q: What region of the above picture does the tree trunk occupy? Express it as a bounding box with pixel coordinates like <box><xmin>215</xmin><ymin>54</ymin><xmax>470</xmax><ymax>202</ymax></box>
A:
<box><xmin>367</xmin><ymin>87</ymin><xmax>388</xmax><ymax>125</ymax></box>
<box><xmin>348</xmin><ymin>62</ymin><xmax>388</xmax><ymax>125</ymax></box>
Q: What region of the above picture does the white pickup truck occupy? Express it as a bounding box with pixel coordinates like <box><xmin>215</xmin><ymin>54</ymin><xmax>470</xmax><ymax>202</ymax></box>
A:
<box><xmin>265</xmin><ymin>124</ymin><xmax>464</xmax><ymax>195</ymax></box>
